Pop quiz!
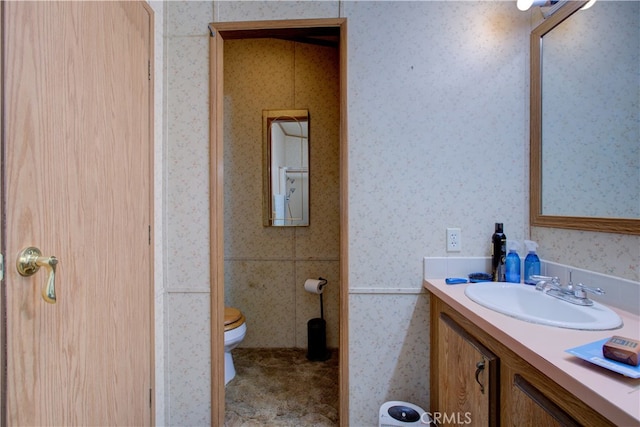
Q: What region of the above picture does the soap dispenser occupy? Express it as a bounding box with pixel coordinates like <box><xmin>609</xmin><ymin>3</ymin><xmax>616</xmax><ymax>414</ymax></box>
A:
<box><xmin>491</xmin><ymin>223</ymin><xmax>507</xmax><ymax>282</ymax></box>
<box><xmin>524</xmin><ymin>240</ymin><xmax>540</xmax><ymax>285</ymax></box>
<box><xmin>505</xmin><ymin>241</ymin><xmax>521</xmax><ymax>283</ymax></box>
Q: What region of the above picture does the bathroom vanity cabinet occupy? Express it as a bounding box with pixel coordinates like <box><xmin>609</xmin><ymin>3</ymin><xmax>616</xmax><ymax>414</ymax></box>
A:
<box><xmin>430</xmin><ymin>295</ymin><xmax>616</xmax><ymax>426</ymax></box>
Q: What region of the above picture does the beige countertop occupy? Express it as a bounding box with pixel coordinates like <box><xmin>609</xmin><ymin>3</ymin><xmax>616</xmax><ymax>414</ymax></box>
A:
<box><xmin>424</xmin><ymin>278</ymin><xmax>640</xmax><ymax>426</ymax></box>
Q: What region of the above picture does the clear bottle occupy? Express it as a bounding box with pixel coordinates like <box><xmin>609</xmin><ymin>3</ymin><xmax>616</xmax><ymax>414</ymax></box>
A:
<box><xmin>505</xmin><ymin>241</ymin><xmax>521</xmax><ymax>283</ymax></box>
<box><xmin>524</xmin><ymin>240</ymin><xmax>540</xmax><ymax>285</ymax></box>
<box><xmin>491</xmin><ymin>223</ymin><xmax>507</xmax><ymax>282</ymax></box>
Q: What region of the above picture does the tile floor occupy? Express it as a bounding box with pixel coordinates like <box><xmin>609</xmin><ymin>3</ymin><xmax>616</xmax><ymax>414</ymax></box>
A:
<box><xmin>224</xmin><ymin>348</ymin><xmax>339</xmax><ymax>426</ymax></box>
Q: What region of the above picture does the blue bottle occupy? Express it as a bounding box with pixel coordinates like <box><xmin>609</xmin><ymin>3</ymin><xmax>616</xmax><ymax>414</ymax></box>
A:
<box><xmin>505</xmin><ymin>241</ymin><xmax>521</xmax><ymax>283</ymax></box>
<box><xmin>524</xmin><ymin>240</ymin><xmax>540</xmax><ymax>285</ymax></box>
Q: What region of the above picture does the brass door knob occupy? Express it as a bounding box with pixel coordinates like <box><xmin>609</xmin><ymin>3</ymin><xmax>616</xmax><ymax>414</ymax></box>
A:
<box><xmin>17</xmin><ymin>247</ymin><xmax>58</xmax><ymax>304</ymax></box>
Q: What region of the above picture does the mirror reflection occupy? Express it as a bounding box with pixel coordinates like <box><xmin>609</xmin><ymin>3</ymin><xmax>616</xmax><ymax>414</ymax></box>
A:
<box><xmin>541</xmin><ymin>1</ymin><xmax>639</xmax><ymax>219</ymax></box>
<box><xmin>263</xmin><ymin>109</ymin><xmax>309</xmax><ymax>227</ymax></box>
<box><xmin>530</xmin><ymin>1</ymin><xmax>640</xmax><ymax>234</ymax></box>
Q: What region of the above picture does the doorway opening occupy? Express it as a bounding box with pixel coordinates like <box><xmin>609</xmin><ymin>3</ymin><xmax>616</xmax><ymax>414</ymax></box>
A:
<box><xmin>208</xmin><ymin>19</ymin><xmax>348</xmax><ymax>426</ymax></box>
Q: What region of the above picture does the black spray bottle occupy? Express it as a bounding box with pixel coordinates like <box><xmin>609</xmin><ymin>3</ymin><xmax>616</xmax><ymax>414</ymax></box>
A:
<box><xmin>491</xmin><ymin>223</ymin><xmax>507</xmax><ymax>282</ymax></box>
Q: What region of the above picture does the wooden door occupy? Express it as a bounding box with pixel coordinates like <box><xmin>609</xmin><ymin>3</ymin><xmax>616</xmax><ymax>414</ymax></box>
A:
<box><xmin>1</xmin><ymin>2</ymin><xmax>154</xmax><ymax>425</ymax></box>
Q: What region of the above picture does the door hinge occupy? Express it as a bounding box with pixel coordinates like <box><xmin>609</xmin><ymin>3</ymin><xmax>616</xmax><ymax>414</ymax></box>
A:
<box><xmin>149</xmin><ymin>388</ymin><xmax>153</xmax><ymax>408</ymax></box>
<box><xmin>0</xmin><ymin>253</ymin><xmax>4</xmax><ymax>281</ymax></box>
<box><xmin>149</xmin><ymin>225</ymin><xmax>151</xmax><ymax>245</ymax></box>
<box><xmin>148</xmin><ymin>60</ymin><xmax>151</xmax><ymax>81</ymax></box>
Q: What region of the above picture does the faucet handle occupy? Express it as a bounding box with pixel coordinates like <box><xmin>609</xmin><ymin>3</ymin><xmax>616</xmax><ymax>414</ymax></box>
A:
<box><xmin>531</xmin><ymin>275</ymin><xmax>560</xmax><ymax>291</ymax></box>
<box><xmin>573</xmin><ymin>283</ymin><xmax>605</xmax><ymax>298</ymax></box>
<box><xmin>530</xmin><ymin>275</ymin><xmax>555</xmax><ymax>283</ymax></box>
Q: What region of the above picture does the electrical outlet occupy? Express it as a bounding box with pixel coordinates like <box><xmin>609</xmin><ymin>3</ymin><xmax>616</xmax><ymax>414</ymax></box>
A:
<box><xmin>447</xmin><ymin>228</ymin><xmax>461</xmax><ymax>252</ymax></box>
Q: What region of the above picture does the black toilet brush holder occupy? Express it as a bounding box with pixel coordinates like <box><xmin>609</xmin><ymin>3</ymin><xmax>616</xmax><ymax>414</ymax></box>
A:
<box><xmin>307</xmin><ymin>278</ymin><xmax>330</xmax><ymax>361</ymax></box>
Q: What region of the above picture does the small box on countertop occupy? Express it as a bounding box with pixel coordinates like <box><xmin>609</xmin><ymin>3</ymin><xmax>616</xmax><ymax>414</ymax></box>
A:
<box><xmin>602</xmin><ymin>336</ymin><xmax>640</xmax><ymax>366</ymax></box>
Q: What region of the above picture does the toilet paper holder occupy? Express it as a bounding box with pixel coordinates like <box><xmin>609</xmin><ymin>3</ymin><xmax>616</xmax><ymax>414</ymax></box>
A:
<box><xmin>317</xmin><ymin>277</ymin><xmax>328</xmax><ymax>294</ymax></box>
<box><xmin>317</xmin><ymin>277</ymin><xmax>327</xmax><ymax>316</ymax></box>
<box><xmin>306</xmin><ymin>277</ymin><xmax>328</xmax><ymax>317</ymax></box>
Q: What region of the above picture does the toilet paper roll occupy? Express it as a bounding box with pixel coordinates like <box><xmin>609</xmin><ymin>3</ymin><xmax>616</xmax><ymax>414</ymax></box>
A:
<box><xmin>304</xmin><ymin>278</ymin><xmax>326</xmax><ymax>294</ymax></box>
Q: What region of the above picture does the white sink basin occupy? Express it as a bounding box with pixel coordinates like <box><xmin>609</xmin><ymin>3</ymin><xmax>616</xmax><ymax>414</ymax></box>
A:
<box><xmin>464</xmin><ymin>282</ymin><xmax>622</xmax><ymax>330</ymax></box>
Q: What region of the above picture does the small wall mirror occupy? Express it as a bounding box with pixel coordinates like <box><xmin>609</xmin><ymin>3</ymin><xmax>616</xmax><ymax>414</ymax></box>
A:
<box><xmin>530</xmin><ymin>1</ymin><xmax>640</xmax><ymax>235</ymax></box>
<box><xmin>263</xmin><ymin>109</ymin><xmax>310</xmax><ymax>227</ymax></box>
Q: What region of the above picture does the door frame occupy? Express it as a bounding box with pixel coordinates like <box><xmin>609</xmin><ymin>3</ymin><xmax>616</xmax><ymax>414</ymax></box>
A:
<box><xmin>208</xmin><ymin>18</ymin><xmax>348</xmax><ymax>426</ymax></box>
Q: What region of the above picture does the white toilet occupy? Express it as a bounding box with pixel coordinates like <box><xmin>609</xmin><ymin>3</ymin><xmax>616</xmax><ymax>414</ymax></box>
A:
<box><xmin>224</xmin><ymin>307</ymin><xmax>247</xmax><ymax>385</ymax></box>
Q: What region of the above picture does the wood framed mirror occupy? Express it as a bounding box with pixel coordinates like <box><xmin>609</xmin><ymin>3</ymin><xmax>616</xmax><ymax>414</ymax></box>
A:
<box><xmin>262</xmin><ymin>109</ymin><xmax>310</xmax><ymax>227</ymax></box>
<box><xmin>530</xmin><ymin>1</ymin><xmax>640</xmax><ymax>235</ymax></box>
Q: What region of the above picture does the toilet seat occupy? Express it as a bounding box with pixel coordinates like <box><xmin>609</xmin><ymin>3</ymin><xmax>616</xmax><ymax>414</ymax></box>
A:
<box><xmin>224</xmin><ymin>307</ymin><xmax>245</xmax><ymax>332</ymax></box>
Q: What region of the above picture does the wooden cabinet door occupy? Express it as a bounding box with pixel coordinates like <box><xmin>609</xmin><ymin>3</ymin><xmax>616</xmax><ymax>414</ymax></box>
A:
<box><xmin>435</xmin><ymin>313</ymin><xmax>498</xmax><ymax>426</ymax></box>
<box><xmin>502</xmin><ymin>371</ymin><xmax>581</xmax><ymax>427</ymax></box>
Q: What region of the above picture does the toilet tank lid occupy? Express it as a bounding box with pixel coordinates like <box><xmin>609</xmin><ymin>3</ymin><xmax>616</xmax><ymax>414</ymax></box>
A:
<box><xmin>224</xmin><ymin>307</ymin><xmax>242</xmax><ymax>325</ymax></box>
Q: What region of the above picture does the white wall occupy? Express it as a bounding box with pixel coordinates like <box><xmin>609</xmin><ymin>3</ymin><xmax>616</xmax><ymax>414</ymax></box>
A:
<box><xmin>163</xmin><ymin>2</ymin><xmax>213</xmax><ymax>425</ymax></box>
<box><xmin>343</xmin><ymin>2</ymin><xmax>528</xmax><ymax>423</ymax></box>
<box><xmin>160</xmin><ymin>1</ymin><xmax>638</xmax><ymax>426</ymax></box>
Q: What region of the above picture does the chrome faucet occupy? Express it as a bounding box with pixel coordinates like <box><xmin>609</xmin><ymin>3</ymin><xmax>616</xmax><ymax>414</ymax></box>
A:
<box><xmin>531</xmin><ymin>275</ymin><xmax>605</xmax><ymax>306</ymax></box>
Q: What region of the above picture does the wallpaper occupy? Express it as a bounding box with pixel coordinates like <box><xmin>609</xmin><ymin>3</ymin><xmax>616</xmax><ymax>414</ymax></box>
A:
<box><xmin>161</xmin><ymin>1</ymin><xmax>638</xmax><ymax>426</ymax></box>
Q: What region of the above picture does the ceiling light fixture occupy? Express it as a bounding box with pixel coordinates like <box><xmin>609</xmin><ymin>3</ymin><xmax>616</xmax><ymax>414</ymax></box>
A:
<box><xmin>517</xmin><ymin>0</ymin><xmax>596</xmax><ymax>14</ymax></box>
<box><xmin>516</xmin><ymin>0</ymin><xmax>558</xmax><ymax>11</ymax></box>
